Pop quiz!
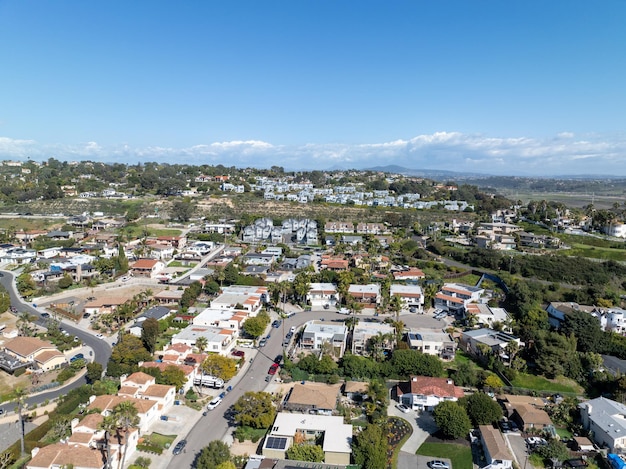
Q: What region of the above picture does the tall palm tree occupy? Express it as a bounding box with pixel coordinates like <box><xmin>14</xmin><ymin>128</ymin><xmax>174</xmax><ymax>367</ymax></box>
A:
<box><xmin>99</xmin><ymin>414</ymin><xmax>118</xmax><ymax>469</ymax></box>
<box><xmin>13</xmin><ymin>387</ymin><xmax>27</xmax><ymax>457</ymax></box>
<box><xmin>112</xmin><ymin>401</ymin><xmax>140</xmax><ymax>469</ymax></box>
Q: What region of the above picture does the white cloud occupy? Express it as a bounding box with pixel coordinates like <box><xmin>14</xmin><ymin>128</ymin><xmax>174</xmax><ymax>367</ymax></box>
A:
<box><xmin>0</xmin><ymin>132</ymin><xmax>625</xmax><ymax>175</ymax></box>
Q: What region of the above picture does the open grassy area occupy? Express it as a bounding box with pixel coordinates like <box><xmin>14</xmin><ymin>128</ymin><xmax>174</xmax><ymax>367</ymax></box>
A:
<box><xmin>137</xmin><ymin>433</ymin><xmax>176</xmax><ymax>454</ymax></box>
<box><xmin>558</xmin><ymin>243</ymin><xmax>626</xmax><ymax>262</ymax></box>
<box><xmin>416</xmin><ymin>442</ymin><xmax>473</xmax><ymax>469</ymax></box>
<box><xmin>510</xmin><ymin>373</ymin><xmax>584</xmax><ymax>395</ymax></box>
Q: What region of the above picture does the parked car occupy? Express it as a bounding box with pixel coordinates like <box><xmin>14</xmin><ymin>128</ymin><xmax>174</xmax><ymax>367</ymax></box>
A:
<box><xmin>231</xmin><ymin>349</ymin><xmax>245</xmax><ymax>358</ymax></box>
<box><xmin>274</xmin><ymin>354</ymin><xmax>283</xmax><ymax>364</ymax></box>
<box><xmin>272</xmin><ymin>320</ymin><xmax>279</xmax><ymax>328</ymax></box>
<box><xmin>95</xmin><ymin>333</ymin><xmax>104</xmax><ymax>339</ymax></box>
<box><xmin>290</xmin><ymin>326</ymin><xmax>296</xmax><ymax>333</ymax></box>
<box><xmin>207</xmin><ymin>397</ymin><xmax>222</xmax><ymax>410</ymax></box>
<box><xmin>258</xmin><ymin>338</ymin><xmax>267</xmax><ymax>347</ymax></box>
<box><xmin>396</xmin><ymin>404</ymin><xmax>410</xmax><ymax>413</ymax></box>
<box><xmin>70</xmin><ymin>353</ymin><xmax>84</xmax><ymax>363</ymax></box>
<box><xmin>427</xmin><ymin>461</ymin><xmax>450</xmax><ymax>469</ymax></box>
<box><xmin>498</xmin><ymin>421</ymin><xmax>511</xmax><ymax>433</ymax></box>
<box><xmin>172</xmin><ymin>439</ymin><xmax>187</xmax><ymax>455</ymax></box>
<box><xmin>268</xmin><ymin>363</ymin><xmax>279</xmax><ymax>375</ymax></box>
<box><xmin>526</xmin><ymin>437</ymin><xmax>547</xmax><ymax>447</ymax></box>
<box><xmin>82</xmin><ymin>312</ymin><xmax>90</xmax><ymax>319</ymax></box>
<box><xmin>41</xmin><ymin>312</ymin><xmax>50</xmax><ymax>319</ymax></box>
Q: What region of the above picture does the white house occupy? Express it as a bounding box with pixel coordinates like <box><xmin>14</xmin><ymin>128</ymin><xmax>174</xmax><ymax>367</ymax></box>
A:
<box><xmin>390</xmin><ymin>284</ymin><xmax>425</xmax><ymax>312</ymax></box>
<box><xmin>301</xmin><ymin>321</ymin><xmax>348</xmax><ymax>357</ymax></box>
<box><xmin>262</xmin><ymin>412</ymin><xmax>352</xmax><ymax>465</ymax></box>
<box><xmin>307</xmin><ymin>283</ymin><xmax>340</xmax><ymax>308</ymax></box>
<box><xmin>579</xmin><ymin>397</ymin><xmax>626</xmax><ymax>452</ymax></box>
<box><xmin>435</xmin><ymin>283</ymin><xmax>484</xmax><ymax>315</ymax></box>
<box><xmin>406</xmin><ymin>329</ymin><xmax>455</xmax><ymax>359</ymax></box>
<box><xmin>395</xmin><ymin>376</ymin><xmax>464</xmax><ymax>411</ymax></box>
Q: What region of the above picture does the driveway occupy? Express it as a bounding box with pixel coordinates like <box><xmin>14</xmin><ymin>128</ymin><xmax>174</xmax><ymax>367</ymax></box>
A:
<box><xmin>387</xmin><ymin>402</ymin><xmax>438</xmax><ymax>454</ymax></box>
<box><xmin>505</xmin><ymin>433</ymin><xmax>533</xmax><ymax>468</ymax></box>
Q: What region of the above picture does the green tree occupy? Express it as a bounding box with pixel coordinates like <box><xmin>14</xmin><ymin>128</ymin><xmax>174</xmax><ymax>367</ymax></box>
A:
<box><xmin>433</xmin><ymin>401</ymin><xmax>471</xmax><ymax>439</ymax></box>
<box><xmin>285</xmin><ymin>444</ymin><xmax>324</xmax><ymax>462</ymax></box>
<box><xmin>201</xmin><ymin>355</ymin><xmax>238</xmax><ymax>381</ymax></box>
<box><xmin>459</xmin><ymin>392</ymin><xmax>503</xmax><ymax>426</ymax></box>
<box><xmin>215</xmin><ymin>462</ymin><xmax>236</xmax><ymax>469</ymax></box>
<box><xmin>106</xmin><ymin>335</ymin><xmax>152</xmax><ymax>377</ymax></box>
<box><xmin>57</xmin><ymin>273</ymin><xmax>73</xmax><ymax>289</ymax></box>
<box><xmin>232</xmin><ymin>392</ymin><xmax>276</xmax><ymax>429</ymax></box>
<box><xmin>171</xmin><ymin>199</ymin><xmax>194</xmax><ymax>222</ymax></box>
<box><xmin>133</xmin><ymin>456</ymin><xmax>151</xmax><ymax>469</ymax></box>
<box><xmin>160</xmin><ymin>365</ymin><xmax>187</xmax><ymax>390</ymax></box>
<box><xmin>352</xmin><ymin>423</ymin><xmax>388</xmax><ymax>469</ymax></box>
<box><xmin>385</xmin><ymin>349</ymin><xmax>444</xmax><ymax>378</ymax></box>
<box><xmin>452</xmin><ymin>361</ymin><xmax>478</xmax><ymax>387</ymax></box>
<box><xmin>86</xmin><ymin>362</ymin><xmax>104</xmax><ymax>383</ymax></box>
<box><xmin>483</xmin><ymin>375</ymin><xmax>504</xmax><ymax>392</ymax></box>
<box><xmin>534</xmin><ymin>439</ymin><xmax>569</xmax><ymax>462</ymax></box>
<box><xmin>195</xmin><ymin>440</ymin><xmax>231</xmax><ymax>469</ymax></box>
<box><xmin>340</xmin><ymin>354</ymin><xmax>380</xmax><ymax>380</ymax></box>
<box><xmin>141</xmin><ymin>317</ymin><xmax>160</xmax><ymax>354</ymax></box>
<box><xmin>242</xmin><ymin>316</ymin><xmax>266</xmax><ymax>338</ymax></box>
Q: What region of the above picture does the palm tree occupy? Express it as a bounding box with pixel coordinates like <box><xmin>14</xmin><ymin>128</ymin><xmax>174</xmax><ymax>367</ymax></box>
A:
<box><xmin>13</xmin><ymin>387</ymin><xmax>27</xmax><ymax>457</ymax></box>
<box><xmin>99</xmin><ymin>414</ymin><xmax>118</xmax><ymax>469</ymax></box>
<box><xmin>195</xmin><ymin>336</ymin><xmax>208</xmax><ymax>354</ymax></box>
<box><xmin>389</xmin><ymin>294</ymin><xmax>403</xmax><ymax>321</ymax></box>
<box><xmin>112</xmin><ymin>401</ymin><xmax>140</xmax><ymax>469</ymax></box>
<box><xmin>16</xmin><ymin>312</ymin><xmax>33</xmax><ymax>337</ymax></box>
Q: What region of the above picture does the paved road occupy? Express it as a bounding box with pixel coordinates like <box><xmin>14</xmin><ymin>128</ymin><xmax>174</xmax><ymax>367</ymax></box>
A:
<box><xmin>0</xmin><ymin>270</ymin><xmax>112</xmax><ymax>406</ymax></box>
<box><xmin>165</xmin><ymin>307</ymin><xmax>353</xmax><ymax>469</ymax></box>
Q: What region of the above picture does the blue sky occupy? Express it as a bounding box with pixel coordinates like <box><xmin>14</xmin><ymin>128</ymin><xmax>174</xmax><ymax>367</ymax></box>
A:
<box><xmin>1</xmin><ymin>0</ymin><xmax>625</xmax><ymax>176</ymax></box>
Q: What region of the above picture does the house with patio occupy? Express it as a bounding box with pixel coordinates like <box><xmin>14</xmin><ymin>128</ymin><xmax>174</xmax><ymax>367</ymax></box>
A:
<box><xmin>2</xmin><ymin>337</ymin><xmax>66</xmax><ymax>372</ymax></box>
<box><xmin>347</xmin><ymin>284</ymin><xmax>381</xmax><ymax>307</ymax></box>
<box><xmin>351</xmin><ymin>322</ymin><xmax>395</xmax><ymax>356</ymax></box>
<box><xmin>262</xmin><ymin>412</ymin><xmax>352</xmax><ymax>465</ymax></box>
<box><xmin>307</xmin><ymin>283</ymin><xmax>340</xmax><ymax>308</ymax></box>
<box><xmin>459</xmin><ymin>328</ymin><xmax>523</xmax><ymax>361</ymax></box>
<box><xmin>131</xmin><ymin>258</ymin><xmax>166</xmax><ymax>278</ymax></box>
<box><xmin>390</xmin><ymin>284</ymin><xmax>425</xmax><ymax>312</ymax></box>
<box><xmin>301</xmin><ymin>321</ymin><xmax>348</xmax><ymax>357</ymax></box>
<box><xmin>394</xmin><ymin>375</ymin><xmax>464</xmax><ymax>411</ymax></box>
<box><xmin>406</xmin><ymin>329</ymin><xmax>456</xmax><ymax>360</ymax></box>
<box><xmin>435</xmin><ymin>282</ymin><xmax>484</xmax><ymax>315</ymax></box>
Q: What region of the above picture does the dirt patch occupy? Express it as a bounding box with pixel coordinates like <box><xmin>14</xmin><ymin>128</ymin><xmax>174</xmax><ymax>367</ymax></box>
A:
<box><xmin>230</xmin><ymin>439</ymin><xmax>260</xmax><ymax>457</ymax></box>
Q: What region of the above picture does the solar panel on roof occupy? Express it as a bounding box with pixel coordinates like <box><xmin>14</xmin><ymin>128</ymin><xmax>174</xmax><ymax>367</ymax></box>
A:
<box><xmin>265</xmin><ymin>436</ymin><xmax>287</xmax><ymax>450</ymax></box>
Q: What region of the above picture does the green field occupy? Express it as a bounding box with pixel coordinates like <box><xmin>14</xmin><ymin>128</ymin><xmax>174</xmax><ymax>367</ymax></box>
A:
<box><xmin>416</xmin><ymin>442</ymin><xmax>473</xmax><ymax>469</ymax></box>
<box><xmin>558</xmin><ymin>243</ymin><xmax>626</xmax><ymax>262</ymax></box>
<box><xmin>510</xmin><ymin>373</ymin><xmax>583</xmax><ymax>395</ymax></box>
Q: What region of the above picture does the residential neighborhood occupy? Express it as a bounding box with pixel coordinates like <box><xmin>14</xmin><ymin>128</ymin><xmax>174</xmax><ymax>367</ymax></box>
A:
<box><xmin>0</xmin><ymin>160</ymin><xmax>626</xmax><ymax>469</ymax></box>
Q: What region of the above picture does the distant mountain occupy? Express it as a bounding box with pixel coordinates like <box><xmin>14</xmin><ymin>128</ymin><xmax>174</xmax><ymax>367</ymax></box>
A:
<box><xmin>365</xmin><ymin>165</ymin><xmax>488</xmax><ymax>179</ymax></box>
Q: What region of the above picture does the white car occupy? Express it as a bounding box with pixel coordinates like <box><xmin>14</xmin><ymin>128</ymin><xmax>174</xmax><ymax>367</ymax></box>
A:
<box><xmin>206</xmin><ymin>397</ymin><xmax>222</xmax><ymax>410</ymax></box>
<box><xmin>396</xmin><ymin>404</ymin><xmax>411</xmax><ymax>413</ymax></box>
<box><xmin>95</xmin><ymin>333</ymin><xmax>104</xmax><ymax>339</ymax></box>
<box><xmin>427</xmin><ymin>461</ymin><xmax>450</xmax><ymax>469</ymax></box>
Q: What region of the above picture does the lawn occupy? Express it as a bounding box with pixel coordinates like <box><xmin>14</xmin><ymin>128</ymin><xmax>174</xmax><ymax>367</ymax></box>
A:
<box><xmin>510</xmin><ymin>373</ymin><xmax>583</xmax><ymax>395</ymax></box>
<box><xmin>416</xmin><ymin>442</ymin><xmax>473</xmax><ymax>469</ymax></box>
<box><xmin>137</xmin><ymin>433</ymin><xmax>176</xmax><ymax>454</ymax></box>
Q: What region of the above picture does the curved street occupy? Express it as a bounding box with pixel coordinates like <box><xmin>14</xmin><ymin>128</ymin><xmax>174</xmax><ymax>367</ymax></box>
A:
<box><xmin>0</xmin><ymin>270</ymin><xmax>112</xmax><ymax>407</ymax></box>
